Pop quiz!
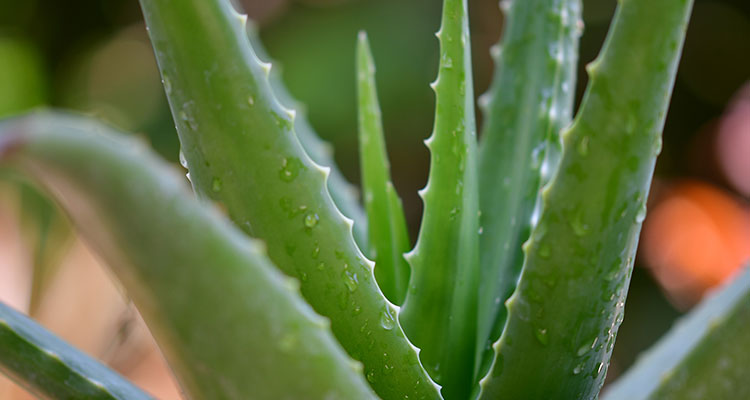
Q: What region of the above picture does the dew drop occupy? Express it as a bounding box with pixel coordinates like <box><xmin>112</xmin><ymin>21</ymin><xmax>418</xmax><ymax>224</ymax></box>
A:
<box><xmin>279</xmin><ymin>157</ymin><xmax>304</xmax><ymax>182</ymax></box>
<box><xmin>366</xmin><ymin>370</ymin><xmax>376</xmax><ymax>383</ymax></box>
<box><xmin>576</xmin><ymin>136</ymin><xmax>590</xmax><ymax>156</ymax></box>
<box><xmin>317</xmin><ymin>262</ymin><xmax>325</xmax><ymax>271</ymax></box>
<box><xmin>343</xmin><ymin>269</ymin><xmax>359</xmax><ymax>292</ymax></box>
<box><xmin>635</xmin><ymin>203</ymin><xmax>647</xmax><ymax>223</ymax></box>
<box><xmin>653</xmin><ymin>136</ymin><xmax>663</xmax><ymax>155</ymax></box>
<box><xmin>179</xmin><ymin>150</ymin><xmax>188</xmax><ymax>169</ymax></box>
<box><xmin>569</xmin><ymin>210</ymin><xmax>590</xmax><ymax>236</ymax></box>
<box><xmin>179</xmin><ymin>109</ymin><xmax>198</xmax><ymax>131</ymax></box>
<box><xmin>380</xmin><ymin>307</ymin><xmax>396</xmax><ymax>330</ymax></box>
<box><xmin>271</xmin><ymin>111</ymin><xmax>293</xmax><ymax>130</ymax></box>
<box><xmin>604</xmin><ymin>264</ymin><xmax>619</xmax><ymax>281</ymax></box>
<box><xmin>449</xmin><ymin>207</ymin><xmax>460</xmax><ymax>220</ymax></box>
<box><xmin>312</xmin><ymin>246</ymin><xmax>320</xmax><ymax>259</ymax></box>
<box><xmin>534</xmin><ymin>327</ymin><xmax>549</xmax><ymax>346</ymax></box>
<box><xmin>211</xmin><ymin>177</ymin><xmax>222</xmax><ymax>192</ymax></box>
<box><xmin>247</xmin><ymin>95</ymin><xmax>255</xmax><ymax>106</ymax></box>
<box><xmin>576</xmin><ymin>337</ymin><xmax>597</xmax><ymax>357</ymax></box>
<box><xmin>442</xmin><ymin>54</ymin><xmax>454</xmax><ymax>69</ymax></box>
<box><xmin>162</xmin><ymin>75</ymin><xmax>172</xmax><ymax>94</ymax></box>
<box><xmin>573</xmin><ymin>363</ymin><xmax>583</xmax><ymax>375</ymax></box>
<box><xmin>304</xmin><ymin>212</ymin><xmax>319</xmax><ymax>228</ymax></box>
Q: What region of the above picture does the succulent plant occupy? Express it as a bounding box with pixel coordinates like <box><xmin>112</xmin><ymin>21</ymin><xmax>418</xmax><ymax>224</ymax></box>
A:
<box><xmin>1</xmin><ymin>0</ymin><xmax>746</xmax><ymax>399</ymax></box>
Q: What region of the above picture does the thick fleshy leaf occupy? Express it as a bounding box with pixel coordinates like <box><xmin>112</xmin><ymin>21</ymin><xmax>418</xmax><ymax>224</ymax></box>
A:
<box><xmin>0</xmin><ymin>300</ymin><xmax>151</xmax><ymax>400</ymax></box>
<box><xmin>475</xmin><ymin>0</ymin><xmax>581</xmax><ymax>378</ymax></box>
<box><xmin>479</xmin><ymin>0</ymin><xmax>695</xmax><ymax>398</ymax></box>
<box><xmin>0</xmin><ymin>111</ymin><xmax>378</xmax><ymax>400</ymax></box>
<box><xmin>603</xmin><ymin>267</ymin><xmax>750</xmax><ymax>400</ymax></box>
<box><xmin>138</xmin><ymin>0</ymin><xmax>439</xmax><ymax>398</ymax></box>
<box><xmin>17</xmin><ymin>182</ymin><xmax>72</xmax><ymax>313</ymax></box>
<box><xmin>398</xmin><ymin>0</ymin><xmax>480</xmax><ymax>398</ymax></box>
<box><xmin>356</xmin><ymin>31</ymin><xmax>411</xmax><ymax>306</ymax></box>
<box><xmin>246</xmin><ymin>22</ymin><xmax>369</xmax><ymax>249</ymax></box>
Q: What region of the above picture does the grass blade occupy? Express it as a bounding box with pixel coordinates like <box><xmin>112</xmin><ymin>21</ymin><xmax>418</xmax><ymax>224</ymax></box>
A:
<box><xmin>479</xmin><ymin>0</ymin><xmax>694</xmax><ymax>398</ymax></box>
<box><xmin>475</xmin><ymin>0</ymin><xmax>581</xmax><ymax>379</ymax></box>
<box><xmin>0</xmin><ymin>111</ymin><xmax>378</xmax><ymax>400</ymax></box>
<box><xmin>356</xmin><ymin>31</ymin><xmax>411</xmax><ymax>305</ymax></box>
<box><xmin>398</xmin><ymin>0</ymin><xmax>480</xmax><ymax>398</ymax></box>
<box><xmin>602</xmin><ymin>267</ymin><xmax>750</xmax><ymax>400</ymax></box>
<box><xmin>0</xmin><ymin>301</ymin><xmax>150</xmax><ymax>400</ymax></box>
<box><xmin>138</xmin><ymin>0</ymin><xmax>440</xmax><ymax>397</ymax></box>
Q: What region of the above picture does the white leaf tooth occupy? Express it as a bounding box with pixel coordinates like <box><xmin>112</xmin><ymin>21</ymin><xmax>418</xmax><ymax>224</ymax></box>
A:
<box><xmin>284</xmin><ymin>108</ymin><xmax>297</xmax><ymax>120</ymax></box>
<box><xmin>260</xmin><ymin>61</ymin><xmax>272</xmax><ymax>76</ymax></box>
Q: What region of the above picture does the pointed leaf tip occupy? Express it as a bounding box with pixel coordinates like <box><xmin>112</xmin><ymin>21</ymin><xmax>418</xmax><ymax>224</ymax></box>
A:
<box><xmin>356</xmin><ymin>29</ymin><xmax>411</xmax><ymax>305</ymax></box>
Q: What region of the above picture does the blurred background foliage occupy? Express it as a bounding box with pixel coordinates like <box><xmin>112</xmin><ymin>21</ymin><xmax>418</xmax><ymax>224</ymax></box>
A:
<box><xmin>0</xmin><ymin>0</ymin><xmax>748</xmax><ymax>397</ymax></box>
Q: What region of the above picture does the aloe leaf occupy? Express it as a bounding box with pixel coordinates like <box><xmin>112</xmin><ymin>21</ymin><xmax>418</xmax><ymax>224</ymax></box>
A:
<box><xmin>478</xmin><ymin>0</ymin><xmax>695</xmax><ymax>398</ymax></box>
<box><xmin>0</xmin><ymin>111</ymin><xmax>378</xmax><ymax>399</ymax></box>
<box><xmin>17</xmin><ymin>183</ymin><xmax>72</xmax><ymax>313</ymax></box>
<box><xmin>398</xmin><ymin>0</ymin><xmax>480</xmax><ymax>398</ymax></box>
<box><xmin>0</xmin><ymin>300</ymin><xmax>151</xmax><ymax>400</ymax></box>
<box><xmin>356</xmin><ymin>31</ymin><xmax>411</xmax><ymax>306</ymax></box>
<box><xmin>246</xmin><ymin>22</ymin><xmax>369</xmax><ymax>249</ymax></box>
<box><xmin>138</xmin><ymin>1</ymin><xmax>440</xmax><ymax>398</ymax></box>
<box><xmin>475</xmin><ymin>0</ymin><xmax>581</xmax><ymax>378</ymax></box>
<box><xmin>602</xmin><ymin>267</ymin><xmax>750</xmax><ymax>400</ymax></box>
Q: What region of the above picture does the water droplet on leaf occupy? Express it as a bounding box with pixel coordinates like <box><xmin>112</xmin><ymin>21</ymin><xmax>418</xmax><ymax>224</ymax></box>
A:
<box><xmin>380</xmin><ymin>307</ymin><xmax>395</xmax><ymax>330</ymax></box>
<box><xmin>279</xmin><ymin>157</ymin><xmax>304</xmax><ymax>182</ymax></box>
<box><xmin>211</xmin><ymin>177</ymin><xmax>222</xmax><ymax>192</ymax></box>
<box><xmin>342</xmin><ymin>269</ymin><xmax>359</xmax><ymax>292</ymax></box>
<box><xmin>304</xmin><ymin>212</ymin><xmax>319</xmax><ymax>228</ymax></box>
<box><xmin>534</xmin><ymin>327</ymin><xmax>549</xmax><ymax>346</ymax></box>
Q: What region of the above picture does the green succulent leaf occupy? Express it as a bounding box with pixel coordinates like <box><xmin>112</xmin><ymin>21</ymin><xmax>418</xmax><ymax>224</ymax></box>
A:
<box><xmin>138</xmin><ymin>0</ymin><xmax>439</xmax><ymax>398</ymax></box>
<box><xmin>356</xmin><ymin>31</ymin><xmax>411</xmax><ymax>306</ymax></box>
<box><xmin>479</xmin><ymin>0</ymin><xmax>695</xmax><ymax>398</ymax></box>
<box><xmin>603</xmin><ymin>267</ymin><xmax>750</xmax><ymax>400</ymax></box>
<box><xmin>0</xmin><ymin>111</ymin><xmax>378</xmax><ymax>400</ymax></box>
<box><xmin>246</xmin><ymin>21</ymin><xmax>369</xmax><ymax>249</ymax></box>
<box><xmin>0</xmin><ymin>300</ymin><xmax>151</xmax><ymax>400</ymax></box>
<box><xmin>398</xmin><ymin>0</ymin><xmax>480</xmax><ymax>398</ymax></box>
<box><xmin>475</xmin><ymin>0</ymin><xmax>581</xmax><ymax>378</ymax></box>
<box><xmin>17</xmin><ymin>182</ymin><xmax>72</xmax><ymax>314</ymax></box>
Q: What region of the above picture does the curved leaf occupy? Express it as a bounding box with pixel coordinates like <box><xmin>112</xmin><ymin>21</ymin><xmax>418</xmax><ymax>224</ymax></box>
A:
<box><xmin>602</xmin><ymin>267</ymin><xmax>750</xmax><ymax>400</ymax></box>
<box><xmin>475</xmin><ymin>0</ymin><xmax>581</xmax><ymax>378</ymax></box>
<box><xmin>246</xmin><ymin>22</ymin><xmax>369</xmax><ymax>249</ymax></box>
<box><xmin>479</xmin><ymin>0</ymin><xmax>695</xmax><ymax>398</ymax></box>
<box><xmin>0</xmin><ymin>111</ymin><xmax>378</xmax><ymax>400</ymax></box>
<box><xmin>138</xmin><ymin>0</ymin><xmax>440</xmax><ymax>397</ymax></box>
<box><xmin>0</xmin><ymin>301</ymin><xmax>151</xmax><ymax>400</ymax></box>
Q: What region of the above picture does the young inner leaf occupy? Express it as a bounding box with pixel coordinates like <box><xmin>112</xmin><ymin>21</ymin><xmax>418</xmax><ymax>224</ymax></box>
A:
<box><xmin>356</xmin><ymin>31</ymin><xmax>411</xmax><ymax>306</ymax></box>
<box><xmin>398</xmin><ymin>0</ymin><xmax>480</xmax><ymax>398</ymax></box>
<box><xmin>475</xmin><ymin>0</ymin><xmax>581</xmax><ymax>380</ymax></box>
<box><xmin>479</xmin><ymin>0</ymin><xmax>695</xmax><ymax>398</ymax></box>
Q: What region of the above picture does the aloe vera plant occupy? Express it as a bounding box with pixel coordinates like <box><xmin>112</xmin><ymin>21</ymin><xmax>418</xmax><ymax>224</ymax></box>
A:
<box><xmin>2</xmin><ymin>0</ymin><xmax>747</xmax><ymax>399</ymax></box>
